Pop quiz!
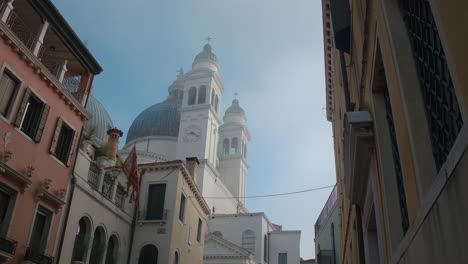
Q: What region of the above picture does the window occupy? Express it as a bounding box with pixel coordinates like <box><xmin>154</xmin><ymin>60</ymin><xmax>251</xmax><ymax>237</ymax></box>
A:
<box><xmin>15</xmin><ymin>89</ymin><xmax>49</xmax><ymax>142</ymax></box>
<box><xmin>242</xmin><ymin>230</ymin><xmax>255</xmax><ymax>253</ymax></box>
<box><xmin>223</xmin><ymin>139</ymin><xmax>229</xmax><ymax>155</ymax></box>
<box><xmin>278</xmin><ymin>253</ymin><xmax>287</xmax><ymax>264</ymax></box>
<box><xmin>178</xmin><ymin>193</ymin><xmax>186</xmax><ymax>222</ymax></box>
<box><xmin>214</xmin><ymin>95</ymin><xmax>219</xmax><ymax>112</ymax></box>
<box><xmin>139</xmin><ymin>245</ymin><xmax>158</xmax><ymax>264</ymax></box>
<box><xmin>264</xmin><ymin>235</ymin><xmax>268</xmax><ymax>262</ymax></box>
<box><xmin>89</xmin><ymin>227</ymin><xmax>105</xmax><ymax>264</ymax></box>
<box><xmin>50</xmin><ymin>117</ymin><xmax>76</xmax><ymax>165</ymax></box>
<box><xmin>146</xmin><ymin>184</ymin><xmax>166</xmax><ymax>220</ymax></box>
<box><xmin>231</xmin><ymin>137</ymin><xmax>238</xmax><ymax>154</ymax></box>
<box><xmin>198</xmin><ymin>86</ymin><xmax>206</xmax><ymax>104</ymax></box>
<box><xmin>196</xmin><ymin>218</ymin><xmax>202</xmax><ymax>242</ymax></box>
<box><xmin>0</xmin><ymin>184</ymin><xmax>16</xmax><ymax>236</ymax></box>
<box><xmin>188</xmin><ymin>87</ymin><xmax>197</xmax><ymax>105</ymax></box>
<box><xmin>174</xmin><ymin>250</ymin><xmax>179</xmax><ymax>264</ymax></box>
<box><xmin>105</xmin><ymin>235</ymin><xmax>118</xmax><ymax>264</ymax></box>
<box><xmin>29</xmin><ymin>206</ymin><xmax>53</xmax><ymax>253</ymax></box>
<box><xmin>72</xmin><ymin>217</ymin><xmax>91</xmax><ymax>262</ymax></box>
<box><xmin>0</xmin><ymin>69</ymin><xmax>20</xmax><ymax>118</ymax></box>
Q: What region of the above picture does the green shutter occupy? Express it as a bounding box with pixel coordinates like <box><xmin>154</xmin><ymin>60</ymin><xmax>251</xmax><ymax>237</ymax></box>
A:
<box><xmin>33</xmin><ymin>104</ymin><xmax>49</xmax><ymax>143</ymax></box>
<box><xmin>50</xmin><ymin>117</ymin><xmax>63</xmax><ymax>154</ymax></box>
<box><xmin>67</xmin><ymin>130</ymin><xmax>78</xmax><ymax>167</ymax></box>
<box><xmin>14</xmin><ymin>88</ymin><xmax>31</xmax><ymax>127</ymax></box>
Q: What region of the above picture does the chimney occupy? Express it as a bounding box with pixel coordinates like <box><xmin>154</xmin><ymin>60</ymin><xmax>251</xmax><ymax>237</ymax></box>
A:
<box><xmin>186</xmin><ymin>157</ymin><xmax>200</xmax><ymax>182</ymax></box>
<box><xmin>106</xmin><ymin>128</ymin><xmax>123</xmax><ymax>160</ymax></box>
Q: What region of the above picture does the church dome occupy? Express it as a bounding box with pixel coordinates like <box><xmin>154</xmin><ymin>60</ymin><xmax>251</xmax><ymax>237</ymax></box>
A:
<box><xmin>85</xmin><ymin>95</ymin><xmax>115</xmax><ymax>145</ymax></box>
<box><xmin>192</xmin><ymin>43</ymin><xmax>220</xmax><ymax>72</ymax></box>
<box><xmin>223</xmin><ymin>98</ymin><xmax>247</xmax><ymax>124</ymax></box>
<box><xmin>126</xmin><ymin>98</ymin><xmax>180</xmax><ymax>144</ymax></box>
<box><xmin>194</xmin><ymin>43</ymin><xmax>218</xmax><ymax>63</ymax></box>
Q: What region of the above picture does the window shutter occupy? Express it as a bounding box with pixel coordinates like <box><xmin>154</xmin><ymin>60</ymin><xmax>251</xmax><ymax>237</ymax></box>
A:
<box><xmin>67</xmin><ymin>130</ymin><xmax>78</xmax><ymax>166</ymax></box>
<box><xmin>50</xmin><ymin>117</ymin><xmax>63</xmax><ymax>154</ymax></box>
<box><xmin>33</xmin><ymin>104</ymin><xmax>50</xmax><ymax>142</ymax></box>
<box><xmin>14</xmin><ymin>88</ymin><xmax>31</xmax><ymax>127</ymax></box>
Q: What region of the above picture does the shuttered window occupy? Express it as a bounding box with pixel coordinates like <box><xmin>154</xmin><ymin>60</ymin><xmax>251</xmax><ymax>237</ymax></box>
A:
<box><xmin>146</xmin><ymin>184</ymin><xmax>166</xmax><ymax>220</ymax></box>
<box><xmin>15</xmin><ymin>89</ymin><xmax>49</xmax><ymax>142</ymax></box>
<box><xmin>178</xmin><ymin>193</ymin><xmax>186</xmax><ymax>222</ymax></box>
<box><xmin>50</xmin><ymin>117</ymin><xmax>77</xmax><ymax>166</ymax></box>
<box><xmin>0</xmin><ymin>70</ymin><xmax>20</xmax><ymax>118</ymax></box>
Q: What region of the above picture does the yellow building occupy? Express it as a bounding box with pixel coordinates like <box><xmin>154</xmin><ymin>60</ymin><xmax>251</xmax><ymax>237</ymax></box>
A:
<box><xmin>321</xmin><ymin>0</ymin><xmax>468</xmax><ymax>263</ymax></box>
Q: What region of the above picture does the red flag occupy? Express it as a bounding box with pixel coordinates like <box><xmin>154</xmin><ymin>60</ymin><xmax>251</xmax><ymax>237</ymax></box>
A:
<box><xmin>122</xmin><ymin>145</ymin><xmax>140</xmax><ymax>208</ymax></box>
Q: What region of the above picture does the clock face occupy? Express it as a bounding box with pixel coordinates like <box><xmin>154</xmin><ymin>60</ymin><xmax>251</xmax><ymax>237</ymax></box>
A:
<box><xmin>183</xmin><ymin>124</ymin><xmax>201</xmax><ymax>143</ymax></box>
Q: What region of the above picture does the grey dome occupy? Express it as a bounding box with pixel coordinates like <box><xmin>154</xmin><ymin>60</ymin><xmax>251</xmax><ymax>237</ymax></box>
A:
<box><xmin>126</xmin><ymin>98</ymin><xmax>180</xmax><ymax>143</ymax></box>
<box><xmin>194</xmin><ymin>44</ymin><xmax>218</xmax><ymax>63</ymax></box>
<box><xmin>225</xmin><ymin>99</ymin><xmax>245</xmax><ymax>116</ymax></box>
<box><xmin>85</xmin><ymin>95</ymin><xmax>115</xmax><ymax>145</ymax></box>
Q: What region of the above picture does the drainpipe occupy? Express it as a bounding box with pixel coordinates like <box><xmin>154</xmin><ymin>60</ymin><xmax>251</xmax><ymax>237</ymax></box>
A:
<box><xmin>55</xmin><ymin>126</ymin><xmax>84</xmax><ymax>263</ymax></box>
<box><xmin>127</xmin><ymin>169</ymin><xmax>146</xmax><ymax>264</ymax></box>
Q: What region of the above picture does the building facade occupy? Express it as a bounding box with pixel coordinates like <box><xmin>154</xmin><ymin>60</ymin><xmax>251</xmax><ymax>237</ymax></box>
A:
<box><xmin>0</xmin><ymin>0</ymin><xmax>101</xmax><ymax>262</ymax></box>
<box><xmin>322</xmin><ymin>0</ymin><xmax>468</xmax><ymax>263</ymax></box>
<box><xmin>314</xmin><ymin>186</ymin><xmax>341</xmax><ymax>264</ymax></box>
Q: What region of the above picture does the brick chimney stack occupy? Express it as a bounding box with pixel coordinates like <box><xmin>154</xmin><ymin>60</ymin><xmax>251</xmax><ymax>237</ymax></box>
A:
<box><xmin>186</xmin><ymin>157</ymin><xmax>200</xmax><ymax>182</ymax></box>
<box><xmin>106</xmin><ymin>128</ymin><xmax>123</xmax><ymax>160</ymax></box>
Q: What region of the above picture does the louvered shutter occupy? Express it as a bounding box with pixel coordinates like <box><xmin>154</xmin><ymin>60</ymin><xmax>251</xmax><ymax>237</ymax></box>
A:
<box><xmin>50</xmin><ymin>117</ymin><xmax>63</xmax><ymax>154</ymax></box>
<box><xmin>67</xmin><ymin>130</ymin><xmax>78</xmax><ymax>166</ymax></box>
<box><xmin>14</xmin><ymin>88</ymin><xmax>31</xmax><ymax>127</ymax></box>
<box><xmin>33</xmin><ymin>104</ymin><xmax>49</xmax><ymax>142</ymax></box>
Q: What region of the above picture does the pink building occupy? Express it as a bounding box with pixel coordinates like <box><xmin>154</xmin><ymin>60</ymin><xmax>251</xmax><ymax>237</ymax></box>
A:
<box><xmin>0</xmin><ymin>0</ymin><xmax>101</xmax><ymax>263</ymax></box>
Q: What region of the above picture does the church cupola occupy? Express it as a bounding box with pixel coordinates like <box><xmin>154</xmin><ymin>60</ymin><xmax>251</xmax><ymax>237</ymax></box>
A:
<box><xmin>192</xmin><ymin>43</ymin><xmax>220</xmax><ymax>72</ymax></box>
<box><xmin>223</xmin><ymin>98</ymin><xmax>247</xmax><ymax>125</ymax></box>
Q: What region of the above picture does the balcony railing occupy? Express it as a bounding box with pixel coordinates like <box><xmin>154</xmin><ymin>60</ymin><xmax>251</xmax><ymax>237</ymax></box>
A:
<box><xmin>63</xmin><ymin>72</ymin><xmax>84</xmax><ymax>102</ymax></box>
<box><xmin>88</xmin><ymin>162</ymin><xmax>100</xmax><ymax>189</ymax></box>
<box><xmin>0</xmin><ymin>236</ymin><xmax>17</xmax><ymax>255</ymax></box>
<box><xmin>24</xmin><ymin>247</ymin><xmax>54</xmax><ymax>264</ymax></box>
<box><xmin>101</xmin><ymin>174</ymin><xmax>114</xmax><ymax>199</ymax></box>
<box><xmin>38</xmin><ymin>49</ymin><xmax>61</xmax><ymax>79</ymax></box>
<box><xmin>5</xmin><ymin>10</ymin><xmax>36</xmax><ymax>50</ymax></box>
<box><xmin>115</xmin><ymin>184</ymin><xmax>126</xmax><ymax>209</ymax></box>
<box><xmin>315</xmin><ymin>186</ymin><xmax>338</xmax><ymax>236</ymax></box>
<box><xmin>317</xmin><ymin>250</ymin><xmax>336</xmax><ymax>264</ymax></box>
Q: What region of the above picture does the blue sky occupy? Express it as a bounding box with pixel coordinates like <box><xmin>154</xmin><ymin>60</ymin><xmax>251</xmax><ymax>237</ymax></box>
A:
<box><xmin>53</xmin><ymin>0</ymin><xmax>336</xmax><ymax>259</ymax></box>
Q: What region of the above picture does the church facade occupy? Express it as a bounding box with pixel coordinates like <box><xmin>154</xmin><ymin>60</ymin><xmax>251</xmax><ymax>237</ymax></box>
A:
<box><xmin>59</xmin><ymin>43</ymin><xmax>300</xmax><ymax>264</ymax></box>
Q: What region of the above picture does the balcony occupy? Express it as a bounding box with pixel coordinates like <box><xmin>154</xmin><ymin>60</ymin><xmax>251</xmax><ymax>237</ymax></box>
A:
<box><xmin>315</xmin><ymin>185</ymin><xmax>338</xmax><ymax>236</ymax></box>
<box><xmin>343</xmin><ymin>111</ymin><xmax>374</xmax><ymax>204</ymax></box>
<box><xmin>0</xmin><ymin>0</ymin><xmax>101</xmax><ymax>118</ymax></box>
<box><xmin>317</xmin><ymin>250</ymin><xmax>336</xmax><ymax>264</ymax></box>
<box><xmin>87</xmin><ymin>162</ymin><xmax>100</xmax><ymax>189</ymax></box>
<box><xmin>23</xmin><ymin>247</ymin><xmax>54</xmax><ymax>264</ymax></box>
<box><xmin>0</xmin><ymin>236</ymin><xmax>17</xmax><ymax>262</ymax></box>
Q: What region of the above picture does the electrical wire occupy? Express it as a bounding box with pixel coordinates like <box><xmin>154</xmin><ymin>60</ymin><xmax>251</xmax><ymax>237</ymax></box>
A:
<box><xmin>201</xmin><ymin>184</ymin><xmax>335</xmax><ymax>199</ymax></box>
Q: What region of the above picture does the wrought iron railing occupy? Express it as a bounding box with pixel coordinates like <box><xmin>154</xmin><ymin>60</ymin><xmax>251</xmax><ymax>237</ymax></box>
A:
<box><xmin>88</xmin><ymin>163</ymin><xmax>100</xmax><ymax>190</ymax></box>
<box><xmin>38</xmin><ymin>50</ymin><xmax>61</xmax><ymax>79</ymax></box>
<box><xmin>63</xmin><ymin>73</ymin><xmax>84</xmax><ymax>102</ymax></box>
<box><xmin>0</xmin><ymin>236</ymin><xmax>17</xmax><ymax>255</ymax></box>
<box><xmin>315</xmin><ymin>186</ymin><xmax>338</xmax><ymax>236</ymax></box>
<box><xmin>138</xmin><ymin>209</ymin><xmax>168</xmax><ymax>221</ymax></box>
<box><xmin>5</xmin><ymin>10</ymin><xmax>37</xmax><ymax>50</ymax></box>
<box><xmin>101</xmin><ymin>174</ymin><xmax>114</xmax><ymax>199</ymax></box>
<box><xmin>114</xmin><ymin>184</ymin><xmax>126</xmax><ymax>209</ymax></box>
<box><xmin>24</xmin><ymin>247</ymin><xmax>54</xmax><ymax>264</ymax></box>
<box><xmin>399</xmin><ymin>0</ymin><xmax>463</xmax><ymax>170</ymax></box>
<box><xmin>317</xmin><ymin>250</ymin><xmax>336</xmax><ymax>264</ymax></box>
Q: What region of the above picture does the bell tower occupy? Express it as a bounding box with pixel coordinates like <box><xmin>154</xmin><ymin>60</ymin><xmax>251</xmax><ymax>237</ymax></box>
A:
<box><xmin>218</xmin><ymin>97</ymin><xmax>250</xmax><ymax>206</ymax></box>
<box><xmin>176</xmin><ymin>43</ymin><xmax>223</xmax><ymax>167</ymax></box>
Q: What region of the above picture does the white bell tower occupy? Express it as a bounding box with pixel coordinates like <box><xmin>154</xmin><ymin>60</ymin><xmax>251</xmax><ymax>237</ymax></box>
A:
<box><xmin>218</xmin><ymin>97</ymin><xmax>250</xmax><ymax>206</ymax></box>
<box><xmin>176</xmin><ymin>43</ymin><xmax>223</xmax><ymax>167</ymax></box>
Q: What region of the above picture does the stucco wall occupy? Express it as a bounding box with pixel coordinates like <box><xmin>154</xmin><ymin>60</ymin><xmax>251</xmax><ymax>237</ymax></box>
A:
<box><xmin>269</xmin><ymin>231</ymin><xmax>301</xmax><ymax>264</ymax></box>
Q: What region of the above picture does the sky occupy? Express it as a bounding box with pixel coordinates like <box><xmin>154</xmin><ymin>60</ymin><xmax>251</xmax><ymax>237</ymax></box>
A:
<box><xmin>52</xmin><ymin>0</ymin><xmax>336</xmax><ymax>259</ymax></box>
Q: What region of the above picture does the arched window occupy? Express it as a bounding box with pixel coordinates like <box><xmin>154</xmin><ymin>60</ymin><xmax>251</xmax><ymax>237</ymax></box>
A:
<box><xmin>213</xmin><ymin>231</ymin><xmax>222</xmax><ymax>238</ymax></box>
<box><xmin>174</xmin><ymin>250</ymin><xmax>179</xmax><ymax>264</ymax></box>
<box><xmin>231</xmin><ymin>137</ymin><xmax>238</xmax><ymax>154</ymax></box>
<box><xmin>188</xmin><ymin>87</ymin><xmax>197</xmax><ymax>105</ymax></box>
<box><xmin>242</xmin><ymin>230</ymin><xmax>255</xmax><ymax>253</ymax></box>
<box><xmin>214</xmin><ymin>95</ymin><xmax>219</xmax><ymax>112</ymax></box>
<box><xmin>139</xmin><ymin>244</ymin><xmax>158</xmax><ymax>264</ymax></box>
<box><xmin>105</xmin><ymin>235</ymin><xmax>118</xmax><ymax>264</ymax></box>
<box><xmin>89</xmin><ymin>227</ymin><xmax>106</xmax><ymax>264</ymax></box>
<box><xmin>264</xmin><ymin>235</ymin><xmax>268</xmax><ymax>261</ymax></box>
<box><xmin>72</xmin><ymin>217</ymin><xmax>91</xmax><ymax>262</ymax></box>
<box><xmin>198</xmin><ymin>86</ymin><xmax>206</xmax><ymax>104</ymax></box>
<box><xmin>211</xmin><ymin>90</ymin><xmax>215</xmax><ymax>106</ymax></box>
<box><xmin>223</xmin><ymin>139</ymin><xmax>229</xmax><ymax>155</ymax></box>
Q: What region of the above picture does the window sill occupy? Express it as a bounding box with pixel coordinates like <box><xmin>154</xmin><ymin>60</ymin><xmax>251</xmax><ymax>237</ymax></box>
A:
<box><xmin>138</xmin><ymin>219</ymin><xmax>166</xmax><ymax>225</ymax></box>
<box><xmin>14</xmin><ymin>128</ymin><xmax>35</xmax><ymax>144</ymax></box>
<box><xmin>0</xmin><ymin>114</ymin><xmax>11</xmax><ymax>125</ymax></box>
<box><xmin>49</xmin><ymin>154</ymin><xmax>67</xmax><ymax>168</ymax></box>
<box><xmin>178</xmin><ymin>219</ymin><xmax>184</xmax><ymax>225</ymax></box>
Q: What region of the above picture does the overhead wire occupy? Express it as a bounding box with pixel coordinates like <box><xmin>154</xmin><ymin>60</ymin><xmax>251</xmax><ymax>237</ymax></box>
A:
<box><xmin>201</xmin><ymin>184</ymin><xmax>335</xmax><ymax>199</ymax></box>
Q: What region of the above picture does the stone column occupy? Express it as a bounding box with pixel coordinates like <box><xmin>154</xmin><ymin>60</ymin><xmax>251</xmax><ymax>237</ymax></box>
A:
<box><xmin>59</xmin><ymin>60</ymin><xmax>68</xmax><ymax>82</ymax></box>
<box><xmin>33</xmin><ymin>21</ymin><xmax>49</xmax><ymax>56</ymax></box>
<box><xmin>0</xmin><ymin>0</ymin><xmax>14</xmax><ymax>23</ymax></box>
